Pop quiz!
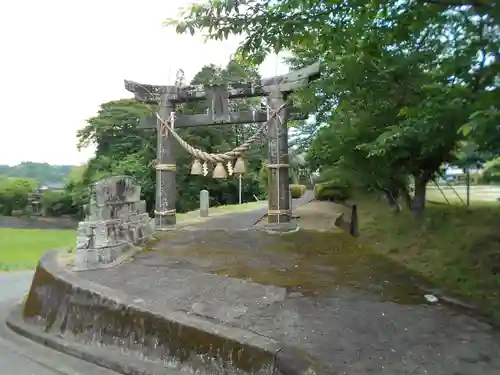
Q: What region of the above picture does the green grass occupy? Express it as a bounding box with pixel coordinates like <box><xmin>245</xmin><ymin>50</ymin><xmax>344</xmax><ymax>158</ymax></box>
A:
<box><xmin>0</xmin><ymin>228</ymin><xmax>76</xmax><ymax>271</ymax></box>
<box><xmin>357</xmin><ymin>195</ymin><xmax>500</xmax><ymax>322</ymax></box>
<box><xmin>426</xmin><ymin>185</ymin><xmax>500</xmax><ymax>205</ymax></box>
<box><xmin>0</xmin><ymin>201</ymin><xmax>267</xmax><ymax>271</ymax></box>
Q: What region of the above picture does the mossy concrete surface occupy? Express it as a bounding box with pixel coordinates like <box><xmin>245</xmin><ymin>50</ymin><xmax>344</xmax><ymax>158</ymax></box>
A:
<box><xmin>150</xmin><ymin>228</ymin><xmax>429</xmax><ymax>302</ymax></box>
<box><xmin>10</xmin><ymin>250</ymin><xmax>296</xmax><ymax>375</ymax></box>
<box><xmin>11</xmin><ymin>200</ymin><xmax>500</xmax><ymax>375</ymax></box>
<box><xmin>76</xmin><ymin>201</ymin><xmax>500</xmax><ymax>375</ymax></box>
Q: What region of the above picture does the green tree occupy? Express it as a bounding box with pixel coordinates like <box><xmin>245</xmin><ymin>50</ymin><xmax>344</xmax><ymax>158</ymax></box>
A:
<box><xmin>71</xmin><ymin>99</ymin><xmax>157</xmax><ymax>212</ymax></box>
<box><xmin>0</xmin><ymin>176</ymin><xmax>38</xmax><ymax>215</ymax></box>
<box><xmin>168</xmin><ymin>0</ymin><xmax>499</xmax><ymax>217</ymax></box>
<box><xmin>482</xmin><ymin>157</ymin><xmax>500</xmax><ymax>183</ymax></box>
<box><xmin>174</xmin><ymin>61</ymin><xmax>267</xmax><ymax>210</ymax></box>
<box><xmin>0</xmin><ymin>162</ymin><xmax>73</xmax><ymax>186</ymax></box>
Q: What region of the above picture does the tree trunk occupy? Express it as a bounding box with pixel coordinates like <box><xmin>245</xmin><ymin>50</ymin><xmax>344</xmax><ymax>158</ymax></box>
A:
<box><xmin>383</xmin><ymin>189</ymin><xmax>401</xmax><ymax>213</ymax></box>
<box><xmin>411</xmin><ymin>174</ymin><xmax>428</xmax><ymax>218</ymax></box>
<box><xmin>374</xmin><ymin>180</ymin><xmax>401</xmax><ymax>213</ymax></box>
<box><xmin>401</xmin><ymin>185</ymin><xmax>413</xmax><ymax>210</ymax></box>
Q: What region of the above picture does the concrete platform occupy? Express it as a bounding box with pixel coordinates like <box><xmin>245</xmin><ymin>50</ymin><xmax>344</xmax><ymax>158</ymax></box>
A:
<box><xmin>8</xmin><ymin>249</ymin><xmax>323</xmax><ymax>375</ymax></box>
<box><xmin>7</xmin><ymin>197</ymin><xmax>500</xmax><ymax>375</ymax></box>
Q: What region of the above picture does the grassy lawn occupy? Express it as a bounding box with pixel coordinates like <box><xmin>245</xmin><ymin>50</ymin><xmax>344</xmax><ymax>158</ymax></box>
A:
<box><xmin>0</xmin><ymin>201</ymin><xmax>266</xmax><ymax>271</ymax></box>
<box><xmin>357</xmin><ymin>195</ymin><xmax>500</xmax><ymax>322</ymax></box>
<box><xmin>0</xmin><ymin>228</ymin><xmax>75</xmax><ymax>271</ymax></box>
<box><xmin>426</xmin><ymin>184</ymin><xmax>500</xmax><ymax>205</ymax></box>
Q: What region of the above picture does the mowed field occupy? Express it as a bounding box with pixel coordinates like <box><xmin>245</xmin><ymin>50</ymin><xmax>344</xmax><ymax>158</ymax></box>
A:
<box><xmin>0</xmin><ymin>201</ymin><xmax>267</xmax><ymax>271</ymax></box>
<box><xmin>0</xmin><ymin>228</ymin><xmax>75</xmax><ymax>271</ymax></box>
<box><xmin>427</xmin><ymin>185</ymin><xmax>500</xmax><ymax>204</ymax></box>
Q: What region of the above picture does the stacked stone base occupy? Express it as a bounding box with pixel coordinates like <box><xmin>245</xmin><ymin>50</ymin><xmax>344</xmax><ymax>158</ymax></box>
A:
<box><xmin>74</xmin><ymin>176</ymin><xmax>155</xmax><ymax>271</ymax></box>
<box><xmin>75</xmin><ymin>212</ymin><xmax>154</xmax><ymax>270</ymax></box>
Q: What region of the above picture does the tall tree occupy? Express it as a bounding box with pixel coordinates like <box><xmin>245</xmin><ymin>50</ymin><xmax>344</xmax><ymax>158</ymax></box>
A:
<box><xmin>74</xmin><ymin>99</ymin><xmax>157</xmax><ymax>211</ymax></box>
<box><xmin>168</xmin><ymin>0</ymin><xmax>499</xmax><ymax>216</ymax></box>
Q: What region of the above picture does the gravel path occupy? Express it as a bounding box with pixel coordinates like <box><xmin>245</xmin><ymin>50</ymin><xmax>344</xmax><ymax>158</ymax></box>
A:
<box><xmin>179</xmin><ymin>190</ymin><xmax>315</xmax><ymax>230</ymax></box>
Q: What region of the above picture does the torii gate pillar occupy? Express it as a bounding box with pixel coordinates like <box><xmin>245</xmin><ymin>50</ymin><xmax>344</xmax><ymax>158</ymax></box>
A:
<box><xmin>154</xmin><ymin>92</ymin><xmax>177</xmax><ymax>229</ymax></box>
<box><xmin>266</xmin><ymin>88</ymin><xmax>292</xmax><ymax>227</ymax></box>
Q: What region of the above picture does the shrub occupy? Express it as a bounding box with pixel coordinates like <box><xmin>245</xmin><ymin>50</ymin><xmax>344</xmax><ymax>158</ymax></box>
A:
<box><xmin>482</xmin><ymin>158</ymin><xmax>500</xmax><ymax>184</ymax></box>
<box><xmin>316</xmin><ymin>168</ymin><xmax>341</xmax><ymax>183</ymax></box>
<box><xmin>41</xmin><ymin>190</ymin><xmax>77</xmax><ymax>217</ymax></box>
<box><xmin>10</xmin><ymin>209</ymin><xmax>25</xmax><ymax>217</ymax></box>
<box><xmin>290</xmin><ymin>184</ymin><xmax>306</xmax><ymax>198</ymax></box>
<box><xmin>0</xmin><ymin>177</ymin><xmax>38</xmax><ymax>215</ymax></box>
<box><xmin>314</xmin><ymin>180</ymin><xmax>351</xmax><ymax>202</ymax></box>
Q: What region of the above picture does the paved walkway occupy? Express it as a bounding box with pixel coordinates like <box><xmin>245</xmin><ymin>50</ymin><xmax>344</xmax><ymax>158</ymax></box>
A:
<box><xmin>179</xmin><ymin>190</ymin><xmax>314</xmax><ymax>230</ymax></box>
<box><xmin>0</xmin><ymin>272</ymin><xmax>119</xmax><ymax>375</ymax></box>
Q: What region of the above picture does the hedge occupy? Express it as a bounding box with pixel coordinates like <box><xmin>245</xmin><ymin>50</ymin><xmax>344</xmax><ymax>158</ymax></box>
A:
<box><xmin>0</xmin><ymin>175</ymin><xmax>79</xmax><ymax>217</ymax></box>
<box><xmin>41</xmin><ymin>190</ymin><xmax>78</xmax><ymax>217</ymax></box>
<box><xmin>314</xmin><ymin>180</ymin><xmax>351</xmax><ymax>202</ymax></box>
<box><xmin>290</xmin><ymin>184</ymin><xmax>306</xmax><ymax>198</ymax></box>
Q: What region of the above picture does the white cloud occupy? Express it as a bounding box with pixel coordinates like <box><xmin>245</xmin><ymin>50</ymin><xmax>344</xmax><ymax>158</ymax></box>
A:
<box><xmin>0</xmin><ymin>0</ymin><xmax>289</xmax><ymax>166</ymax></box>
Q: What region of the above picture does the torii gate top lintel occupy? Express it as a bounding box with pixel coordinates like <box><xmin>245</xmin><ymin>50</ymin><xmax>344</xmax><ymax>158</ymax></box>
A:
<box><xmin>124</xmin><ymin>61</ymin><xmax>320</xmax><ymax>104</ymax></box>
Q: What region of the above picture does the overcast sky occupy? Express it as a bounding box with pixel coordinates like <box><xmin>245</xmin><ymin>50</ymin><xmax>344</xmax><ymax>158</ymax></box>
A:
<box><xmin>0</xmin><ymin>0</ymin><xmax>288</xmax><ymax>166</ymax></box>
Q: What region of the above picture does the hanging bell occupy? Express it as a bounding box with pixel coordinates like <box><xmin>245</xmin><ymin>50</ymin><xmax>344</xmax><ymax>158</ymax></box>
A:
<box><xmin>213</xmin><ymin>162</ymin><xmax>227</xmax><ymax>179</ymax></box>
<box><xmin>234</xmin><ymin>156</ymin><xmax>246</xmax><ymax>174</ymax></box>
<box><xmin>190</xmin><ymin>159</ymin><xmax>203</xmax><ymax>175</ymax></box>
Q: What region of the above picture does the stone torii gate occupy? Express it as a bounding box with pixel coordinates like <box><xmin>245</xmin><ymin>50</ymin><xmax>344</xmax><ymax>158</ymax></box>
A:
<box><xmin>124</xmin><ymin>62</ymin><xmax>320</xmax><ymax>231</ymax></box>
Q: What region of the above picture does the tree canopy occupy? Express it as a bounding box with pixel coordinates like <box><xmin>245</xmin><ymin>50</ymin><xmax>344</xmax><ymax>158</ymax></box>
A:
<box><xmin>0</xmin><ymin>162</ymin><xmax>73</xmax><ymax>187</ymax></box>
<box><xmin>167</xmin><ymin>0</ymin><xmax>500</xmax><ymax>216</ymax></box>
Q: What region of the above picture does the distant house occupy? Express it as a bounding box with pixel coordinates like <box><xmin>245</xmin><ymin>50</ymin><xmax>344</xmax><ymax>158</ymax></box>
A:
<box><xmin>439</xmin><ymin>164</ymin><xmax>483</xmax><ymax>184</ymax></box>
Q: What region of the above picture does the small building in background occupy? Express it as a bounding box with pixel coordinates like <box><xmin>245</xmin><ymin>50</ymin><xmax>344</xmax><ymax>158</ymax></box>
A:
<box><xmin>438</xmin><ymin>164</ymin><xmax>484</xmax><ymax>185</ymax></box>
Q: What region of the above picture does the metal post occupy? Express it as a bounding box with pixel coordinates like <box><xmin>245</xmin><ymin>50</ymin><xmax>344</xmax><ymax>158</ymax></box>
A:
<box><xmin>466</xmin><ymin>167</ymin><xmax>470</xmax><ymax>207</ymax></box>
<box><xmin>238</xmin><ymin>174</ymin><xmax>242</xmax><ymax>204</ymax></box>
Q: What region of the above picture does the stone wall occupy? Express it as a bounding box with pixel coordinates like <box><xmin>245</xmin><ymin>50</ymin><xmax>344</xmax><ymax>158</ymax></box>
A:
<box><xmin>74</xmin><ymin>176</ymin><xmax>154</xmax><ymax>270</ymax></box>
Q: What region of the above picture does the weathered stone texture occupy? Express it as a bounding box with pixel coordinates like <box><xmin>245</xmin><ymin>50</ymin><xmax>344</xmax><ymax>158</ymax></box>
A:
<box><xmin>74</xmin><ymin>176</ymin><xmax>154</xmax><ymax>270</ymax></box>
<box><xmin>200</xmin><ymin>189</ymin><xmax>209</xmax><ymax>218</ymax></box>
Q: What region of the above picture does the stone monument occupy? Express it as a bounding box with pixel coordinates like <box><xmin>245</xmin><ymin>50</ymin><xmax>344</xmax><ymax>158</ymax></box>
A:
<box><xmin>74</xmin><ymin>176</ymin><xmax>154</xmax><ymax>270</ymax></box>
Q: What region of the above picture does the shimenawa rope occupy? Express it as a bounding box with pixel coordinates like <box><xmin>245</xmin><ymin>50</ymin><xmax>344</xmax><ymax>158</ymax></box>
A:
<box><xmin>154</xmin><ymin>103</ymin><xmax>286</xmax><ymax>163</ymax></box>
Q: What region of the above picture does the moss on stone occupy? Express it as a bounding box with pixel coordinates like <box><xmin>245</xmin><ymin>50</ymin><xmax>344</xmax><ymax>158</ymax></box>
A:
<box><xmin>153</xmin><ymin>229</ymin><xmax>431</xmax><ymax>304</ymax></box>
